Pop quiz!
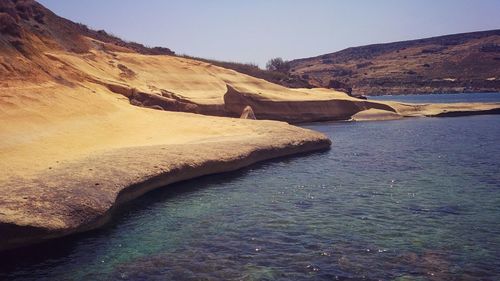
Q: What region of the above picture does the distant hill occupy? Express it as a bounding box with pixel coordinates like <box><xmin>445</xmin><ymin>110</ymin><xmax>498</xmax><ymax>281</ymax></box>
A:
<box><xmin>0</xmin><ymin>0</ymin><xmax>174</xmax><ymax>56</ymax></box>
<box><xmin>288</xmin><ymin>30</ymin><xmax>500</xmax><ymax>96</ymax></box>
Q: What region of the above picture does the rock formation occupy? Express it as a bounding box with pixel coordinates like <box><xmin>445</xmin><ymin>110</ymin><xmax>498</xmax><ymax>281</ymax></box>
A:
<box><xmin>240</xmin><ymin>105</ymin><xmax>256</xmax><ymax>120</ymax></box>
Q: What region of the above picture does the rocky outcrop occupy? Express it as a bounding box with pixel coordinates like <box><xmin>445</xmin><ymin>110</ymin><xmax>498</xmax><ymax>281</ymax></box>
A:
<box><xmin>223</xmin><ymin>86</ymin><xmax>396</xmax><ymax>123</ymax></box>
<box><xmin>240</xmin><ymin>105</ymin><xmax>256</xmax><ymax>120</ymax></box>
<box><xmin>429</xmin><ymin>107</ymin><xmax>500</xmax><ymax>117</ymax></box>
<box><xmin>131</xmin><ymin>91</ymin><xmax>199</xmax><ymax>113</ymax></box>
<box><xmin>0</xmin><ymin>12</ymin><xmax>22</xmax><ymax>38</ymax></box>
<box><xmin>351</xmin><ymin>108</ymin><xmax>403</xmax><ymax>121</ymax></box>
<box><xmin>104</xmin><ymin>82</ymin><xmax>500</xmax><ymax>122</ymax></box>
<box><xmin>0</xmin><ymin>127</ymin><xmax>330</xmax><ymax>251</ymax></box>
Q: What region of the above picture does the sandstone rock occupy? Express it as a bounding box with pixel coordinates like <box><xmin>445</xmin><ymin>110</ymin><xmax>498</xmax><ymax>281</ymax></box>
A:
<box><xmin>240</xmin><ymin>105</ymin><xmax>256</xmax><ymax>120</ymax></box>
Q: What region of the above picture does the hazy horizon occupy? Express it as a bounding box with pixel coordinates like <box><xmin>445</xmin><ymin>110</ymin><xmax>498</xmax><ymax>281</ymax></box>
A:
<box><xmin>38</xmin><ymin>0</ymin><xmax>500</xmax><ymax>67</ymax></box>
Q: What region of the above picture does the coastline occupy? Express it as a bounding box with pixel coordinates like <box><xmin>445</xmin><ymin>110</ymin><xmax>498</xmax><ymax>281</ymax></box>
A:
<box><xmin>0</xmin><ymin>127</ymin><xmax>331</xmax><ymax>251</ymax></box>
<box><xmin>352</xmin><ymin>101</ymin><xmax>500</xmax><ymax>121</ymax></box>
<box><xmin>1</xmin><ymin>83</ymin><xmax>499</xmax><ymax>251</ymax></box>
<box><xmin>0</xmin><ymin>23</ymin><xmax>498</xmax><ymax>253</ymax></box>
<box><xmin>365</xmin><ymin>91</ymin><xmax>500</xmax><ymax>97</ymax></box>
<box><xmin>1</xmin><ymin>1</ymin><xmax>499</xmax><ymax>278</ymax></box>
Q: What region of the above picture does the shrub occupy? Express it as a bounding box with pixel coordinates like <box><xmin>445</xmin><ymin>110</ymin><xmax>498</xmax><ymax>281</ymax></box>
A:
<box><xmin>265</xmin><ymin>57</ymin><xmax>290</xmax><ymax>73</ymax></box>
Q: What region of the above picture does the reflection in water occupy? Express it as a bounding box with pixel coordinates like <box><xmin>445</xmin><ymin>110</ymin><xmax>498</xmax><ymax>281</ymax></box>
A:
<box><xmin>1</xmin><ymin>110</ymin><xmax>499</xmax><ymax>280</ymax></box>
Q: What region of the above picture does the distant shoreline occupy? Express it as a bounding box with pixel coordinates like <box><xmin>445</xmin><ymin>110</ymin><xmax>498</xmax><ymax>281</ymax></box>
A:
<box><xmin>366</xmin><ymin>91</ymin><xmax>500</xmax><ymax>97</ymax></box>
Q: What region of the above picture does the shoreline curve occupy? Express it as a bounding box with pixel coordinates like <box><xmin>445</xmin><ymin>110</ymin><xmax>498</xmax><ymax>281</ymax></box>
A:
<box><xmin>0</xmin><ymin>131</ymin><xmax>331</xmax><ymax>251</ymax></box>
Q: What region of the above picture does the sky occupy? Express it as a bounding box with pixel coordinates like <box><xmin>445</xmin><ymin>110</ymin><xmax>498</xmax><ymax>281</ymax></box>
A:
<box><xmin>38</xmin><ymin>0</ymin><xmax>500</xmax><ymax>67</ymax></box>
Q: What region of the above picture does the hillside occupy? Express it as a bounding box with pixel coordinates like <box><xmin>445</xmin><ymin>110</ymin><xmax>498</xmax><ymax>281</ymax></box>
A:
<box><xmin>179</xmin><ymin>55</ymin><xmax>314</xmax><ymax>89</ymax></box>
<box><xmin>289</xmin><ymin>30</ymin><xmax>500</xmax><ymax>96</ymax></box>
<box><xmin>0</xmin><ymin>0</ymin><xmax>400</xmax><ymax>123</ymax></box>
<box><xmin>0</xmin><ymin>0</ymin><xmax>174</xmax><ymax>55</ymax></box>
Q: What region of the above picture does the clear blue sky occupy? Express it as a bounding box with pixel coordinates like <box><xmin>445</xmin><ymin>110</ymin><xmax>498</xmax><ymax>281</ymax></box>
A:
<box><xmin>38</xmin><ymin>0</ymin><xmax>500</xmax><ymax>67</ymax></box>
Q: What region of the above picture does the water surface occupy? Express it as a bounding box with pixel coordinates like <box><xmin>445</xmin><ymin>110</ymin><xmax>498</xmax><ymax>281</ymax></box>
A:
<box><xmin>1</xmin><ymin>96</ymin><xmax>499</xmax><ymax>281</ymax></box>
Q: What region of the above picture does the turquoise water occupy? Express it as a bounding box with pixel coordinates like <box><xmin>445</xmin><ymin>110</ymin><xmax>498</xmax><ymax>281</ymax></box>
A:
<box><xmin>369</xmin><ymin>92</ymin><xmax>500</xmax><ymax>104</ymax></box>
<box><xmin>1</xmin><ymin>95</ymin><xmax>500</xmax><ymax>280</ymax></box>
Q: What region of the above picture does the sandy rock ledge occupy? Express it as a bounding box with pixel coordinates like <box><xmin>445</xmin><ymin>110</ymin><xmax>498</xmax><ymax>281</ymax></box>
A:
<box><xmin>0</xmin><ymin>126</ymin><xmax>330</xmax><ymax>251</ymax></box>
